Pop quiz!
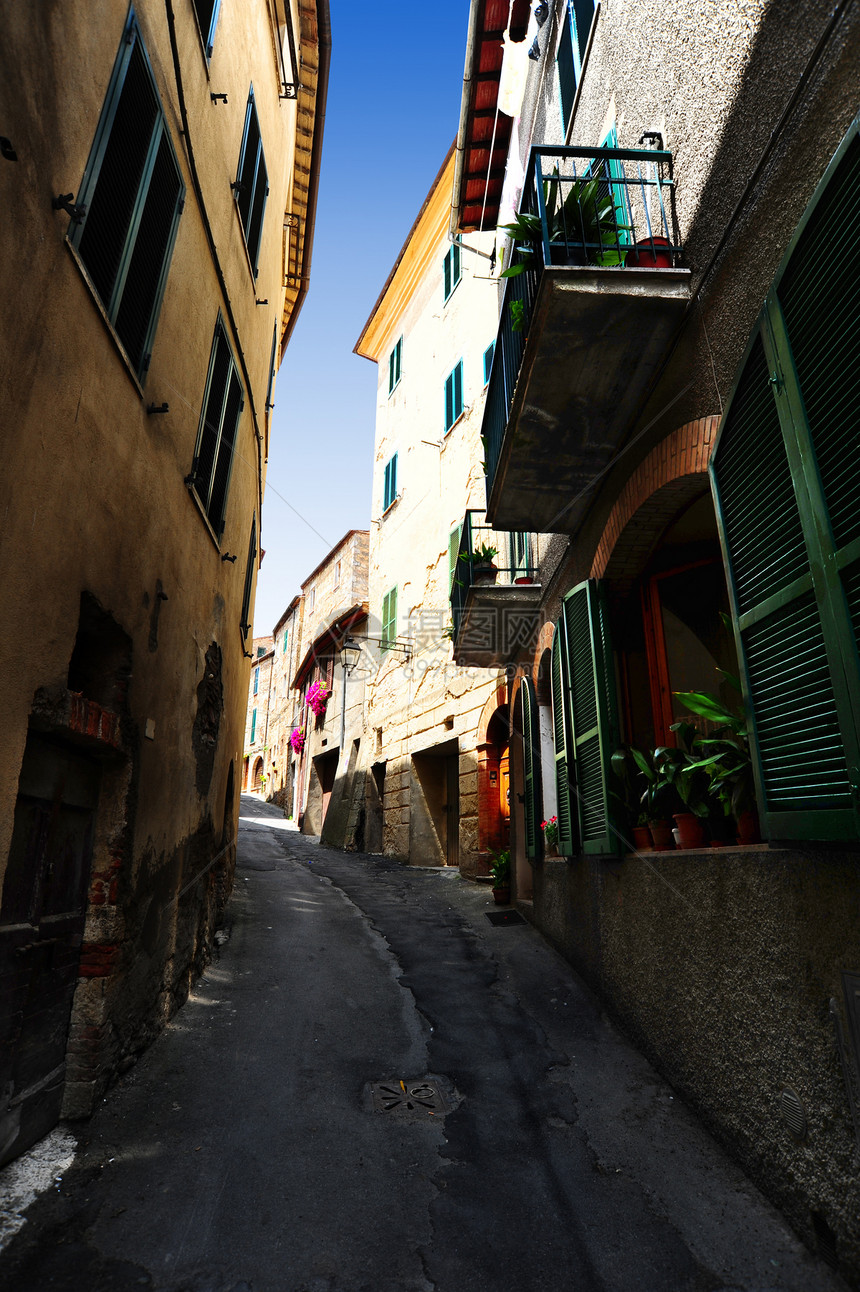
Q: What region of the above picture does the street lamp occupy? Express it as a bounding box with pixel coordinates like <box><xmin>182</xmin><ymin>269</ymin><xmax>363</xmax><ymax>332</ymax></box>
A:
<box><xmin>340</xmin><ymin>636</ymin><xmax>361</xmax><ymax>674</ymax></box>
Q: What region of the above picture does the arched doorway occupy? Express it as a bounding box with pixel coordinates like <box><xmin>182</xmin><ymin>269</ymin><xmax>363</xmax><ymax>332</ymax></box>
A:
<box><xmin>252</xmin><ymin>757</ymin><xmax>264</xmax><ymax>792</ymax></box>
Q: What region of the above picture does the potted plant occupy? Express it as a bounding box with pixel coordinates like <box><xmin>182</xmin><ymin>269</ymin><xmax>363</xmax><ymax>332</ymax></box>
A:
<box><xmin>489</xmin><ymin>848</ymin><xmax>511</xmax><ymax>903</ymax></box>
<box><xmin>471</xmin><ymin>543</ymin><xmax>499</xmax><ymax>585</ymax></box>
<box><xmin>610</xmin><ymin>746</ymin><xmax>652</xmax><ymax>851</ymax></box>
<box><xmin>500</xmin><ymin>172</ymin><xmax>632</xmax><ymax>278</ymax></box>
<box><xmin>653</xmin><ymin>723</ymin><xmax>713</xmax><ymax>849</ymax></box>
<box><xmin>631</xmin><ymin>748</ymin><xmax>682</xmax><ymax>849</ymax></box>
<box><xmin>289</xmin><ymin>727</ymin><xmax>305</xmax><ymax>754</ymax></box>
<box><xmin>673</xmin><ymin>684</ymin><xmax>760</xmax><ymax>844</ymax></box>
<box><xmin>541</xmin><ymin>816</ymin><xmax>560</xmax><ymax>857</ymax></box>
<box><xmin>306</xmin><ymin>680</ymin><xmax>329</xmax><ymax>717</ymax></box>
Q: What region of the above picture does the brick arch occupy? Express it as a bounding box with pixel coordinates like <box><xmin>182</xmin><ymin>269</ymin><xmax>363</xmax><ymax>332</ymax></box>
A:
<box><xmin>591</xmin><ymin>416</ymin><xmax>720</xmax><ymax>582</ymax></box>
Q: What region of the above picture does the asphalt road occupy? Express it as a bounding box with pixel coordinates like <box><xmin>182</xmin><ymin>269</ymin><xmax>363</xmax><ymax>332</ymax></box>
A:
<box><xmin>0</xmin><ymin>795</ymin><xmax>845</xmax><ymax>1292</ymax></box>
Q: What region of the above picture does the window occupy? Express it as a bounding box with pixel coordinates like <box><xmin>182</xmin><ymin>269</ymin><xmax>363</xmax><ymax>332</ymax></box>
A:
<box><xmin>711</xmin><ymin>122</ymin><xmax>860</xmax><ymax>843</ymax></box>
<box><xmin>443</xmin><ymin>243</ymin><xmax>461</xmax><ymax>302</ymax></box>
<box><xmin>483</xmin><ymin>342</ymin><xmax>495</xmax><ymax>387</ymax></box>
<box><xmin>256</xmin><ymin>645</ymin><xmax>266</xmax><ymax>658</ymax></box>
<box><xmin>191</xmin><ymin>0</ymin><xmax>221</xmax><ymax>58</ymax></box>
<box><xmin>509</xmin><ymin>531</ymin><xmax>531</xmax><ymax>579</ymax></box>
<box><xmin>381</xmin><ymin>587</ymin><xmax>398</xmax><ymax>652</ymax></box>
<box><xmin>444</xmin><ymin>361</ymin><xmax>464</xmax><ymax>433</ymax></box>
<box><xmin>283</xmin><ymin>631</ymin><xmax>289</xmax><ymax>654</ymax></box>
<box><xmin>250</xmin><ymin>708</ymin><xmax>257</xmax><ymax>743</ymax></box>
<box><xmin>71</xmin><ymin>12</ymin><xmax>184</xmax><ymax>382</ymax></box>
<box><xmin>551</xmin><ymin>580</ymin><xmax>621</xmax><ymax>856</ymax></box>
<box><xmin>235</xmin><ymin>89</ymin><xmax>269</xmax><ymax>277</ymax></box>
<box><xmin>307</xmin><ymin>586</ymin><xmax>315</xmax><ymax>612</ymax></box>
<box><xmin>253</xmin><ymin>667</ymin><xmax>259</xmax><ymax>695</ymax></box>
<box><xmin>388</xmin><ymin>337</ymin><xmax>402</xmax><ymax>395</ymax></box>
<box><xmin>240</xmin><ymin>516</ymin><xmax>257</xmax><ymax>642</ymax></box>
<box><xmin>190</xmin><ymin>318</ymin><xmax>244</xmax><ymax>537</ymax></box>
<box><xmin>333</xmin><ymin>560</ymin><xmax>341</xmax><ymax>589</ymax></box>
<box><xmin>557</xmin><ymin>0</ymin><xmax>598</xmax><ymax>135</ymax></box>
<box><xmin>383</xmin><ymin>453</ymin><xmax>398</xmax><ymax>511</ymax></box>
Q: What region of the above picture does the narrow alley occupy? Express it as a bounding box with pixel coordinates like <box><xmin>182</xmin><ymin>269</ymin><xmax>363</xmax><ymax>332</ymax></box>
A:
<box><xmin>0</xmin><ymin>796</ymin><xmax>843</xmax><ymax>1292</ymax></box>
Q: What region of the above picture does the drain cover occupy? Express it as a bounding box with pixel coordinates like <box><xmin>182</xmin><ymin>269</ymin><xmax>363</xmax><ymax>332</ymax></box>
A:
<box><xmin>370</xmin><ymin>1079</ymin><xmax>446</xmax><ymax>1117</ymax></box>
<box><xmin>780</xmin><ymin>1087</ymin><xmax>807</xmax><ymax>1138</ymax></box>
<box><xmin>485</xmin><ymin>909</ymin><xmax>526</xmax><ymax>925</ymax></box>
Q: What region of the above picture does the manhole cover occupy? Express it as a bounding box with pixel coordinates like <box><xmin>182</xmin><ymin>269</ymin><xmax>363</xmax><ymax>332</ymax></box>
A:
<box><xmin>370</xmin><ymin>1079</ymin><xmax>446</xmax><ymax>1117</ymax></box>
<box><xmin>485</xmin><ymin>909</ymin><xmax>526</xmax><ymax>925</ymax></box>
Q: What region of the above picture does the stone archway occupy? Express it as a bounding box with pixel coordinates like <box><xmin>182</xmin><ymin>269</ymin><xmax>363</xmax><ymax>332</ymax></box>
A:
<box><xmin>252</xmin><ymin>757</ymin><xmax>264</xmax><ymax>792</ymax></box>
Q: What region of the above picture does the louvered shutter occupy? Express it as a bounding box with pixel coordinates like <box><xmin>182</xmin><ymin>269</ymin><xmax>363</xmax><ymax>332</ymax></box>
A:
<box><xmin>561</xmin><ymin>580</ymin><xmax>620</xmax><ymax>855</ymax></box>
<box><xmin>521</xmin><ymin>677</ymin><xmax>542</xmax><ymax>861</ymax></box>
<box><xmin>443</xmin><ymin>251</ymin><xmax>452</xmax><ymax>301</ymax></box>
<box><xmin>551</xmin><ymin>616</ymin><xmax>576</xmax><ymax>855</ymax></box>
<box><xmin>240</xmin><ymin>516</ymin><xmax>257</xmax><ymax>640</ymax></box>
<box><xmin>448</xmin><ymin>527</ymin><xmax>461</xmax><ymax>592</ymax></box>
<box><xmin>74</xmin><ymin>22</ymin><xmax>183</xmax><ymax>381</ymax></box>
<box><xmin>711</xmin><ymin>124</ymin><xmax>860</xmax><ymax>842</ymax></box>
<box><xmin>210</xmin><ymin>369</ymin><xmax>243</xmax><ymax>536</ymax></box>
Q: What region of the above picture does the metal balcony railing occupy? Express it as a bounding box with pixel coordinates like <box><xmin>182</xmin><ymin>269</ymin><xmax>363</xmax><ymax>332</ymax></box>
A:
<box><xmin>483</xmin><ymin>143</ymin><xmax>681</xmax><ymax>496</ymax></box>
<box><xmin>450</xmin><ymin>510</ymin><xmax>537</xmax><ymax>643</ymax></box>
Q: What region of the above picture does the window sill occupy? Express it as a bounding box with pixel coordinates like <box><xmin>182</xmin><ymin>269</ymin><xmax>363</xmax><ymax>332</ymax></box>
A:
<box><xmin>444</xmin><ymin>412</ymin><xmax>465</xmax><ymax>437</ymax></box>
<box><xmin>443</xmin><ymin>278</ymin><xmax>462</xmax><ymax>306</ymax></box>
<box><xmin>381</xmin><ymin>493</ymin><xmax>401</xmax><ymax>519</ymax></box>
<box><xmin>64</xmin><ymin>238</ymin><xmax>146</xmax><ymax>399</ymax></box>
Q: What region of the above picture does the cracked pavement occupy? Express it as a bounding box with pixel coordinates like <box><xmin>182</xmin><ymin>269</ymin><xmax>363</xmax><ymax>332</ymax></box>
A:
<box><xmin>0</xmin><ymin>795</ymin><xmax>845</xmax><ymax>1291</ymax></box>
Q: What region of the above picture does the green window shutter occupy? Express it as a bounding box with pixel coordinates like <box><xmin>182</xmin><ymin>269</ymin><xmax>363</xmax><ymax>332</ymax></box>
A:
<box><xmin>448</xmin><ymin>526</ymin><xmax>462</xmax><ymax>592</ymax></box>
<box><xmin>445</xmin><ymin>361</ymin><xmax>463</xmax><ymax>432</ymax></box>
<box><xmin>711</xmin><ymin>124</ymin><xmax>860</xmax><ymax>841</ymax></box>
<box><xmin>483</xmin><ymin>341</ymin><xmax>495</xmax><ymax>386</ymax></box>
<box><xmin>551</xmin><ymin>615</ymin><xmax>576</xmax><ymax>855</ymax></box>
<box><xmin>383</xmin><ymin>453</ymin><xmax>397</xmax><ymax>510</ymax></box>
<box><xmin>236</xmin><ymin>91</ymin><xmax>268</xmax><ymax>276</ymax></box>
<box><xmin>454</xmin><ymin>361</ymin><xmax>463</xmax><ymax>419</ymax></box>
<box><xmin>382</xmin><ymin>587</ymin><xmax>397</xmax><ymax>651</ymax></box>
<box><xmin>250</xmin><ymin>708</ymin><xmax>257</xmax><ymax>743</ymax></box>
<box><xmin>388</xmin><ymin>336</ymin><xmax>402</xmax><ymax>394</ymax></box>
<box><xmin>521</xmin><ymin>676</ymin><xmax>542</xmax><ymax>861</ymax></box>
<box><xmin>192</xmin><ymin>319</ymin><xmax>243</xmax><ymax>536</ymax></box>
<box><xmin>240</xmin><ymin>516</ymin><xmax>257</xmax><ymax>641</ymax></box>
<box><xmin>560</xmin><ymin>579</ymin><xmax>621</xmax><ymax>856</ymax></box>
<box><xmin>73</xmin><ymin>19</ymin><xmax>184</xmax><ymax>381</ymax></box>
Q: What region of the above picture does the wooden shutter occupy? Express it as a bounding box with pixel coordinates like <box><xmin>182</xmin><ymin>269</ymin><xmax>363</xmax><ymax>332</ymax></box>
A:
<box><xmin>551</xmin><ymin>615</ymin><xmax>576</xmax><ymax>855</ymax></box>
<box><xmin>74</xmin><ymin>22</ymin><xmax>183</xmax><ymax>380</ymax></box>
<box><xmin>443</xmin><ymin>250</ymin><xmax>452</xmax><ymax>300</ymax></box>
<box><xmin>444</xmin><ymin>371</ymin><xmax>454</xmax><ymax>431</ymax></box>
<box><xmin>453</xmin><ymin>361</ymin><xmax>463</xmax><ymax>421</ymax></box>
<box><xmin>560</xmin><ymin>579</ymin><xmax>621</xmax><ymax>856</ymax></box>
<box><xmin>250</xmin><ymin>708</ymin><xmax>257</xmax><ymax>743</ymax></box>
<box><xmin>240</xmin><ymin>516</ymin><xmax>257</xmax><ymax>640</ymax></box>
<box><xmin>209</xmin><ymin>368</ymin><xmax>242</xmax><ymax>536</ymax></box>
<box><xmin>711</xmin><ymin>124</ymin><xmax>860</xmax><ymax>841</ymax></box>
<box><xmin>448</xmin><ymin>527</ymin><xmax>462</xmax><ymax>591</ymax></box>
<box><xmin>521</xmin><ymin>676</ymin><xmax>542</xmax><ymax>861</ymax></box>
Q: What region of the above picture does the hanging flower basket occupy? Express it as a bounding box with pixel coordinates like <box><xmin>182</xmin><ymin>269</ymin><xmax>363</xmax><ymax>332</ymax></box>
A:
<box><xmin>289</xmin><ymin>728</ymin><xmax>305</xmax><ymax>753</ymax></box>
<box><xmin>306</xmin><ymin>681</ymin><xmax>329</xmax><ymax>717</ymax></box>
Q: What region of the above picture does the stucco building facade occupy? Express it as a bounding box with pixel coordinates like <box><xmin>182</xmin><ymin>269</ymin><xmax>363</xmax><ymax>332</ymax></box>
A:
<box><xmin>353</xmin><ymin>147</ymin><xmax>554</xmax><ymax>875</ymax></box>
<box><xmin>451</xmin><ymin>0</ymin><xmax>860</xmax><ymax>1277</ymax></box>
<box><xmin>0</xmin><ymin>0</ymin><xmax>328</xmax><ymax>1165</ymax></box>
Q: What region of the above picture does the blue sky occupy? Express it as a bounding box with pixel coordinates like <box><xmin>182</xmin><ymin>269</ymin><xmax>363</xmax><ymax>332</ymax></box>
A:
<box><xmin>254</xmin><ymin>0</ymin><xmax>472</xmax><ymax>632</ymax></box>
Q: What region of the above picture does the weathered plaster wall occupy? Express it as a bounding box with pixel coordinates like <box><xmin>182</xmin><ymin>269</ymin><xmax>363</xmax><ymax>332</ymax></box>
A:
<box><xmin>0</xmin><ymin>0</ymin><xmax>314</xmax><ymax>1114</ymax></box>
<box><xmin>527</xmin><ymin>848</ymin><xmax>860</xmax><ymax>1282</ymax></box>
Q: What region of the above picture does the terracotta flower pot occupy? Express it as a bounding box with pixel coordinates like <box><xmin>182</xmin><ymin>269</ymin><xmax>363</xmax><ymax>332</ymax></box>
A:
<box><xmin>736</xmin><ymin>809</ymin><xmax>761</xmax><ymax>845</ymax></box>
<box><xmin>624</xmin><ymin>235</ymin><xmax>673</xmax><ymax>268</ymax></box>
<box><xmin>648</xmin><ymin>820</ymin><xmax>674</xmax><ymax>850</ymax></box>
<box><xmin>632</xmin><ymin>826</ymin><xmax>652</xmax><ymax>852</ymax></box>
<box><xmin>492</xmin><ymin>885</ymin><xmax>510</xmax><ymax>904</ymax></box>
<box><xmin>673</xmin><ymin>812</ymin><xmax>706</xmax><ymax>849</ymax></box>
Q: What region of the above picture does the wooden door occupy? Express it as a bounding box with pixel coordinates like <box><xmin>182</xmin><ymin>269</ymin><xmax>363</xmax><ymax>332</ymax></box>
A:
<box><xmin>0</xmin><ymin>734</ymin><xmax>99</xmax><ymax>1167</ymax></box>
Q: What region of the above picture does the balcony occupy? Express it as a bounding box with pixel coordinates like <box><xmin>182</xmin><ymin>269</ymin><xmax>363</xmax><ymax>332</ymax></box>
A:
<box><xmin>484</xmin><ymin>145</ymin><xmax>691</xmax><ymax>534</ymax></box>
<box><xmin>450</xmin><ymin>511</ymin><xmax>542</xmax><ymax>668</ymax></box>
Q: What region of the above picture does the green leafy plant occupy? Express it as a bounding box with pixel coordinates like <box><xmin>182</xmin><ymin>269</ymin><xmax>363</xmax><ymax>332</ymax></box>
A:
<box><xmin>472</xmin><ymin>543</ymin><xmax>498</xmax><ymax>565</ymax></box>
<box><xmin>630</xmin><ymin>747</ymin><xmax>684</xmax><ymax>821</ymax></box>
<box><xmin>673</xmin><ymin>684</ymin><xmax>756</xmax><ymax>818</ymax></box>
<box><xmin>500</xmin><ymin>170</ymin><xmax>632</xmax><ymax>279</ymax></box>
<box><xmin>610</xmin><ymin>746</ymin><xmax>649</xmax><ymax>829</ymax></box>
<box><xmin>489</xmin><ymin>848</ymin><xmax>510</xmax><ymax>887</ymax></box>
